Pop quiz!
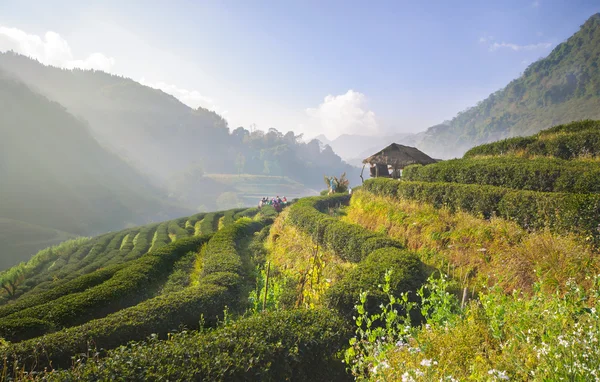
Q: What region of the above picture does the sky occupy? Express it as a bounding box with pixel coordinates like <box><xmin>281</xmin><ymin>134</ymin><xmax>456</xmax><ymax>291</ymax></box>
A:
<box><xmin>0</xmin><ymin>0</ymin><xmax>599</xmax><ymax>140</ymax></box>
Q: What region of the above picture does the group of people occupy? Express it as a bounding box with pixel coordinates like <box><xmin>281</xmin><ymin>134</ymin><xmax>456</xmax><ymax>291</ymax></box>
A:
<box><xmin>258</xmin><ymin>196</ymin><xmax>288</xmax><ymax>212</ymax></box>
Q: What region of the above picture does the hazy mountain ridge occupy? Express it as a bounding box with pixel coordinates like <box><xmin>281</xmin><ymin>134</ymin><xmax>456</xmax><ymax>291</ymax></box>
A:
<box><xmin>0</xmin><ymin>52</ymin><xmax>357</xmax><ymax>191</ymax></box>
<box><xmin>0</xmin><ymin>70</ymin><xmax>192</xmax><ymax>268</ymax></box>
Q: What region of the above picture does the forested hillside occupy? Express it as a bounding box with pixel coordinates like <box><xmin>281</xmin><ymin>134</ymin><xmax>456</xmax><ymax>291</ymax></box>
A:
<box><xmin>0</xmin><ymin>52</ymin><xmax>358</xmax><ymax>191</ymax></box>
<box><xmin>1</xmin><ymin>121</ymin><xmax>599</xmax><ymax>380</ymax></box>
<box><xmin>0</xmin><ymin>71</ymin><xmax>191</xmax><ymax>269</ymax></box>
<box><xmin>416</xmin><ymin>13</ymin><xmax>600</xmax><ymax>158</ymax></box>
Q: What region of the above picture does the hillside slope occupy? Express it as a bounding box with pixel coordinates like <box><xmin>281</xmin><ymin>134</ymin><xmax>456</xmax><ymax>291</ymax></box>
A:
<box><xmin>415</xmin><ymin>13</ymin><xmax>600</xmax><ymax>158</ymax></box>
<box><xmin>0</xmin><ymin>52</ymin><xmax>358</xmax><ymax>190</ymax></box>
<box><xmin>1</xmin><ymin>121</ymin><xmax>600</xmax><ymax>380</ymax></box>
<box><xmin>0</xmin><ymin>71</ymin><xmax>191</xmax><ymax>268</ymax></box>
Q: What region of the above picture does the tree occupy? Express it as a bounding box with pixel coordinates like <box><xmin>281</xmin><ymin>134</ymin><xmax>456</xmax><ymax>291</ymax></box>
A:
<box><xmin>235</xmin><ymin>153</ymin><xmax>246</xmax><ymax>175</ymax></box>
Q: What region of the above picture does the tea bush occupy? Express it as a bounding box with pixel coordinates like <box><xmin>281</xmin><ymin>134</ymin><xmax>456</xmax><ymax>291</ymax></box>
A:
<box><xmin>0</xmin><ymin>264</ymin><xmax>124</xmax><ymax>319</ymax></box>
<box><xmin>287</xmin><ymin>195</ymin><xmax>403</xmax><ymax>262</ymax></box>
<box><xmin>200</xmin><ymin>212</ymin><xmax>223</xmax><ymax>235</ymax></box>
<box><xmin>42</xmin><ymin>309</ymin><xmax>351</xmax><ymax>382</ymax></box>
<box><xmin>403</xmin><ymin>157</ymin><xmax>600</xmax><ymax>193</ymax></box>
<box><xmin>464</xmin><ymin>120</ymin><xmax>600</xmax><ymax>159</ymax></box>
<box><xmin>363</xmin><ymin>178</ymin><xmax>600</xmax><ymax>242</ymax></box>
<box><xmin>2</xmin><ymin>218</ymin><xmax>265</xmax><ymax>371</ymax></box>
<box><xmin>1</xmin><ymin>236</ymin><xmax>211</xmax><ymax>340</ymax></box>
<box><xmin>326</xmin><ymin>248</ymin><xmax>426</xmax><ymax>319</ymax></box>
<box><xmin>2</xmin><ymin>281</ymin><xmax>231</xmax><ymax>371</ymax></box>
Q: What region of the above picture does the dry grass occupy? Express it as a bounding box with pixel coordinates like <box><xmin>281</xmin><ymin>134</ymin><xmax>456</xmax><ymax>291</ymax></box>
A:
<box><xmin>344</xmin><ymin>190</ymin><xmax>598</xmax><ymax>293</ymax></box>
<box><xmin>266</xmin><ymin>210</ymin><xmax>354</xmax><ymax>308</ymax></box>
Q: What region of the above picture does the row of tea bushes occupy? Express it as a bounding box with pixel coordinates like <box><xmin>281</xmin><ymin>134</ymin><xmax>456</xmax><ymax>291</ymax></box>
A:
<box><xmin>464</xmin><ymin>120</ymin><xmax>600</xmax><ymax>159</ymax></box>
<box><xmin>403</xmin><ymin>157</ymin><xmax>600</xmax><ymax>193</ymax></box>
<box><xmin>0</xmin><ymin>264</ymin><xmax>124</xmax><ymax>319</ymax></box>
<box><xmin>2</xmin><ymin>219</ymin><xmax>266</xmax><ymax>371</ymax></box>
<box><xmin>0</xmin><ymin>236</ymin><xmax>210</xmax><ymax>341</ymax></box>
<box><xmin>287</xmin><ymin>195</ymin><xmax>402</xmax><ymax>262</ymax></box>
<box><xmin>363</xmin><ymin>178</ymin><xmax>600</xmax><ymax>242</ymax></box>
<box><xmin>42</xmin><ymin>309</ymin><xmax>351</xmax><ymax>382</ymax></box>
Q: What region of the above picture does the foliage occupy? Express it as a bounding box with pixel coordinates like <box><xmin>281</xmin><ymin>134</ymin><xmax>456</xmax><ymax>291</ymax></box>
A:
<box><xmin>327</xmin><ymin>248</ymin><xmax>425</xmax><ymax>320</ymax></box>
<box><xmin>0</xmin><ymin>264</ymin><xmax>123</xmax><ymax>319</ymax></box>
<box><xmin>464</xmin><ymin>120</ymin><xmax>600</xmax><ymax>159</ymax></box>
<box><xmin>266</xmin><ymin>211</ymin><xmax>353</xmax><ymax>309</ymax></box>
<box><xmin>364</xmin><ymin>178</ymin><xmax>600</xmax><ymax>243</ymax></box>
<box><xmin>404</xmin><ymin>155</ymin><xmax>600</xmax><ymax>193</ymax></box>
<box><xmin>38</xmin><ymin>309</ymin><xmax>351</xmax><ymax>382</ymax></box>
<box><xmin>0</xmin><ymin>238</ymin><xmax>90</xmax><ymax>298</ymax></box>
<box><xmin>377</xmin><ymin>275</ymin><xmax>600</xmax><ymax>381</ymax></box>
<box><xmin>0</xmin><ymin>236</ymin><xmax>211</xmax><ymax>341</ymax></box>
<box><xmin>287</xmin><ymin>194</ymin><xmax>404</xmax><ymax>262</ymax></box>
<box><xmin>324</xmin><ymin>172</ymin><xmax>350</xmax><ymax>194</ymax></box>
<box><xmin>345</xmin><ymin>190</ymin><xmax>599</xmax><ymax>293</ymax></box>
<box><xmin>344</xmin><ymin>270</ymin><xmax>417</xmax><ymax>380</ymax></box>
<box><xmin>2</xmin><ymin>281</ymin><xmax>231</xmax><ymax>372</ymax></box>
<box><xmin>248</xmin><ymin>264</ymin><xmax>287</xmax><ymax>313</ymax></box>
<box><xmin>199</xmin><ymin>212</ymin><xmax>223</xmax><ymax>235</ymax></box>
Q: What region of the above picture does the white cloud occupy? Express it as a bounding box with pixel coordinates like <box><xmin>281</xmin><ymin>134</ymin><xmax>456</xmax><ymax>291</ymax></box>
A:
<box><xmin>479</xmin><ymin>35</ymin><xmax>494</xmax><ymax>43</ymax></box>
<box><xmin>489</xmin><ymin>41</ymin><xmax>552</xmax><ymax>52</ymax></box>
<box><xmin>0</xmin><ymin>24</ymin><xmax>226</xmax><ymax>116</ymax></box>
<box><xmin>305</xmin><ymin>90</ymin><xmax>379</xmax><ymax>140</ymax></box>
<box><xmin>139</xmin><ymin>78</ymin><xmax>226</xmax><ymax>115</ymax></box>
<box><xmin>0</xmin><ymin>25</ymin><xmax>115</xmax><ymax>72</ymax></box>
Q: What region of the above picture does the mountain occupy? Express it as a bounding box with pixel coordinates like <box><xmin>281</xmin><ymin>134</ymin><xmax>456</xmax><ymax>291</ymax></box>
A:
<box><xmin>0</xmin><ymin>71</ymin><xmax>191</xmax><ymax>268</ymax></box>
<box><xmin>315</xmin><ymin>132</ymin><xmax>416</xmax><ymax>166</ymax></box>
<box><xmin>414</xmin><ymin>13</ymin><xmax>600</xmax><ymax>158</ymax></box>
<box><xmin>0</xmin><ymin>52</ymin><xmax>358</xmax><ymax>192</ymax></box>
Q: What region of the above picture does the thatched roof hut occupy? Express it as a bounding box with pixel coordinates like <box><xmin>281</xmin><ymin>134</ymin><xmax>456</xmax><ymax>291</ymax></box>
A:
<box><xmin>362</xmin><ymin>143</ymin><xmax>437</xmax><ymax>179</ymax></box>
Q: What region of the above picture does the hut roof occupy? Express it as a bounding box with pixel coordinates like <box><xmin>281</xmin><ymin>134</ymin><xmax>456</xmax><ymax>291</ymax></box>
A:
<box><xmin>363</xmin><ymin>143</ymin><xmax>437</xmax><ymax>168</ymax></box>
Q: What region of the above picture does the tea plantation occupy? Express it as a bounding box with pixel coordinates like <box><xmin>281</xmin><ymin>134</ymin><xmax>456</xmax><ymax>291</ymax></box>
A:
<box><xmin>1</xmin><ymin>121</ymin><xmax>599</xmax><ymax>381</ymax></box>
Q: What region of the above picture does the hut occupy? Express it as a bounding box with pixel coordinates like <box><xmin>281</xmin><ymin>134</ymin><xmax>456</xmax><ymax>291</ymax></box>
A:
<box><xmin>361</xmin><ymin>143</ymin><xmax>437</xmax><ymax>181</ymax></box>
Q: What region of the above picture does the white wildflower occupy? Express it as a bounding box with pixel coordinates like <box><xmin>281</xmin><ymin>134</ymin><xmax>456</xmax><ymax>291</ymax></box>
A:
<box><xmin>420</xmin><ymin>359</ymin><xmax>433</xmax><ymax>367</ymax></box>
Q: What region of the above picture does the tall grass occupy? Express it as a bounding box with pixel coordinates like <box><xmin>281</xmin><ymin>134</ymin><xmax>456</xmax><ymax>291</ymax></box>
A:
<box><xmin>266</xmin><ymin>210</ymin><xmax>354</xmax><ymax>308</ymax></box>
<box><xmin>345</xmin><ymin>190</ymin><xmax>598</xmax><ymax>292</ymax></box>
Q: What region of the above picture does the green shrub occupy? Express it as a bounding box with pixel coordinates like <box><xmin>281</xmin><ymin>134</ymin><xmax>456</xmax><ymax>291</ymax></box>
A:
<box><xmin>1</xmin><ymin>236</ymin><xmax>212</xmax><ymax>339</ymax></box>
<box><xmin>287</xmin><ymin>195</ymin><xmax>403</xmax><ymax>262</ymax></box>
<box><xmin>233</xmin><ymin>207</ymin><xmax>260</xmax><ymax>220</ymax></box>
<box><xmin>150</xmin><ymin>222</ymin><xmax>171</xmax><ymax>250</ymax></box>
<box><xmin>200</xmin><ymin>212</ymin><xmax>223</xmax><ymax>235</ymax></box>
<box><xmin>3</xmin><ymin>282</ymin><xmax>231</xmax><ymax>371</ymax></box>
<box><xmin>0</xmin><ymin>264</ymin><xmax>124</xmax><ymax>320</ymax></box>
<box><xmin>42</xmin><ymin>309</ymin><xmax>351</xmax><ymax>382</ymax></box>
<box><xmin>167</xmin><ymin>219</ymin><xmax>190</xmax><ymax>240</ymax></box>
<box><xmin>363</xmin><ymin>178</ymin><xmax>600</xmax><ymax>242</ymax></box>
<box><xmin>326</xmin><ymin>248</ymin><xmax>426</xmax><ymax>319</ymax></box>
<box><xmin>403</xmin><ymin>157</ymin><xmax>600</xmax><ymax>193</ymax></box>
<box><xmin>464</xmin><ymin>120</ymin><xmax>600</xmax><ymax>159</ymax></box>
<box><xmin>201</xmin><ymin>218</ymin><xmax>264</xmax><ymax>281</ymax></box>
<box><xmin>2</xmin><ymin>219</ymin><xmax>267</xmax><ymax>372</ymax></box>
<box><xmin>0</xmin><ymin>317</ymin><xmax>55</xmax><ymax>342</ymax></box>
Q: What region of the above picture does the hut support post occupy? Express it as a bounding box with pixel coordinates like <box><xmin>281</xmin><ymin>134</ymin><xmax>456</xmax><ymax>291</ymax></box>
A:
<box><xmin>360</xmin><ymin>164</ymin><xmax>365</xmax><ymax>184</ymax></box>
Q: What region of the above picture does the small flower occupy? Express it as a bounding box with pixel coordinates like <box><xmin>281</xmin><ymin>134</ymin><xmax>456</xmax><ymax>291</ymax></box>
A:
<box><xmin>420</xmin><ymin>358</ymin><xmax>432</xmax><ymax>367</ymax></box>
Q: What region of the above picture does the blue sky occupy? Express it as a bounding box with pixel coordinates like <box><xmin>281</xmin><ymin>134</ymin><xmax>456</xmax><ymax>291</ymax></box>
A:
<box><xmin>0</xmin><ymin>0</ymin><xmax>599</xmax><ymax>139</ymax></box>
